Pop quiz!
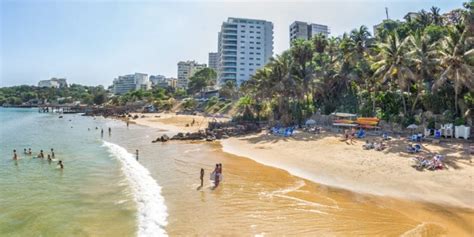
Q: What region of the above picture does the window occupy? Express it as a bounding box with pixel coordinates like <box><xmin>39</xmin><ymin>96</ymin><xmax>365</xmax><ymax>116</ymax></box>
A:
<box><xmin>240</xmin><ymin>40</ymin><xmax>245</xmax><ymax>43</ymax></box>
<box><xmin>240</xmin><ymin>74</ymin><xmax>245</xmax><ymax>76</ymax></box>
<box><xmin>241</xmin><ymin>30</ymin><xmax>245</xmax><ymax>33</ymax></box>
<box><xmin>256</xmin><ymin>58</ymin><xmax>261</xmax><ymax>61</ymax></box>
<box><xmin>250</xmin><ymin>25</ymin><xmax>254</xmax><ymax>28</ymax></box>
<box><xmin>240</xmin><ymin>51</ymin><xmax>245</xmax><ymax>54</ymax></box>
<box><xmin>240</xmin><ymin>46</ymin><xmax>245</xmax><ymax>49</ymax></box>
<box><xmin>250</xmin><ymin>36</ymin><xmax>254</xmax><ymax>39</ymax></box>
<box><xmin>256</xmin><ymin>63</ymin><xmax>261</xmax><ymax>66</ymax></box>
<box><xmin>240</xmin><ymin>68</ymin><xmax>245</xmax><ymax>70</ymax></box>
<box><xmin>249</xmin><ymin>68</ymin><xmax>254</xmax><ymax>71</ymax></box>
<box><xmin>256</xmin><ymin>36</ymin><xmax>261</xmax><ymax>39</ymax></box>
<box><xmin>249</xmin><ymin>52</ymin><xmax>254</xmax><ymax>55</ymax></box>
<box><xmin>240</xmin><ymin>57</ymin><xmax>245</xmax><ymax>59</ymax></box>
<box><xmin>256</xmin><ymin>42</ymin><xmax>261</xmax><ymax>45</ymax></box>
<box><xmin>241</xmin><ymin>35</ymin><xmax>245</xmax><ymax>38</ymax></box>
<box><xmin>249</xmin><ymin>57</ymin><xmax>254</xmax><ymax>60</ymax></box>
<box><xmin>250</xmin><ymin>47</ymin><xmax>254</xmax><ymax>49</ymax></box>
<box><xmin>250</xmin><ymin>41</ymin><xmax>254</xmax><ymax>44</ymax></box>
<box><xmin>257</xmin><ymin>31</ymin><xmax>261</xmax><ymax>34</ymax></box>
<box><xmin>257</xmin><ymin>26</ymin><xmax>261</xmax><ymax>29</ymax></box>
<box><xmin>249</xmin><ymin>63</ymin><xmax>254</xmax><ymax>66</ymax></box>
<box><xmin>256</xmin><ymin>52</ymin><xmax>261</xmax><ymax>55</ymax></box>
<box><xmin>250</xmin><ymin>31</ymin><xmax>254</xmax><ymax>33</ymax></box>
<box><xmin>241</xmin><ymin>25</ymin><xmax>246</xmax><ymax>27</ymax></box>
<box><xmin>256</xmin><ymin>47</ymin><xmax>261</xmax><ymax>50</ymax></box>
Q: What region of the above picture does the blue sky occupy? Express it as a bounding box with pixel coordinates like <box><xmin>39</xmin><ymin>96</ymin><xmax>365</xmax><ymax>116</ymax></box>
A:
<box><xmin>0</xmin><ymin>0</ymin><xmax>466</xmax><ymax>87</ymax></box>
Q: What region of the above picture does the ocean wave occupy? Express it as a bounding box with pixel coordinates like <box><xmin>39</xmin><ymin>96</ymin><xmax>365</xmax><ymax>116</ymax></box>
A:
<box><xmin>103</xmin><ymin>141</ymin><xmax>168</xmax><ymax>237</ymax></box>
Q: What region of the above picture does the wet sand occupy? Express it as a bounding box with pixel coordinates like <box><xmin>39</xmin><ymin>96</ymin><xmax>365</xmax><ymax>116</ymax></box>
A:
<box><xmin>109</xmin><ymin>120</ymin><xmax>474</xmax><ymax>236</ymax></box>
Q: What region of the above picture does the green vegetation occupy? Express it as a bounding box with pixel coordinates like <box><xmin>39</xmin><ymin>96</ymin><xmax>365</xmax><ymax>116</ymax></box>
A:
<box><xmin>187</xmin><ymin>68</ymin><xmax>217</xmax><ymax>94</ymax></box>
<box><xmin>241</xmin><ymin>2</ymin><xmax>473</xmax><ymax>126</ymax></box>
<box><xmin>0</xmin><ymin>84</ymin><xmax>107</xmax><ymax>106</ymax></box>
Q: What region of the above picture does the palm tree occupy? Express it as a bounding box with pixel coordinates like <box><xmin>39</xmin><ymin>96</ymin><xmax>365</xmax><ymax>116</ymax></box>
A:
<box><xmin>432</xmin><ymin>26</ymin><xmax>474</xmax><ymax>115</ymax></box>
<box><xmin>416</xmin><ymin>10</ymin><xmax>433</xmax><ymax>29</ymax></box>
<box><xmin>406</xmin><ymin>30</ymin><xmax>440</xmax><ymax>113</ymax></box>
<box><xmin>373</xmin><ymin>32</ymin><xmax>415</xmax><ymax>115</ymax></box>
<box><xmin>430</xmin><ymin>6</ymin><xmax>442</xmax><ymax>25</ymax></box>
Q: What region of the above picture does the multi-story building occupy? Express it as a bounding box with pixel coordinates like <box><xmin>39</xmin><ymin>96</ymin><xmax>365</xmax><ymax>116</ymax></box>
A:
<box><xmin>149</xmin><ymin>75</ymin><xmax>166</xmax><ymax>86</ymax></box>
<box><xmin>150</xmin><ymin>75</ymin><xmax>177</xmax><ymax>89</ymax></box>
<box><xmin>217</xmin><ymin>17</ymin><xmax>274</xmax><ymax>86</ymax></box>
<box><xmin>289</xmin><ymin>21</ymin><xmax>330</xmax><ymax>43</ymax></box>
<box><xmin>208</xmin><ymin>52</ymin><xmax>219</xmax><ymax>72</ymax></box>
<box><xmin>38</xmin><ymin>78</ymin><xmax>68</xmax><ymax>88</ymax></box>
<box><xmin>177</xmin><ymin>61</ymin><xmax>206</xmax><ymax>89</ymax></box>
<box><xmin>112</xmin><ymin>73</ymin><xmax>151</xmax><ymax>95</ymax></box>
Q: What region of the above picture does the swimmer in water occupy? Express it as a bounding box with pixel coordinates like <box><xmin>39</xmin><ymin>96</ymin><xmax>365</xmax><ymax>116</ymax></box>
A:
<box><xmin>47</xmin><ymin>154</ymin><xmax>52</xmax><ymax>163</ymax></box>
<box><xmin>51</xmin><ymin>148</ymin><xmax>55</xmax><ymax>159</ymax></box>
<box><xmin>37</xmin><ymin>150</ymin><xmax>44</xmax><ymax>158</ymax></box>
<box><xmin>24</xmin><ymin>148</ymin><xmax>27</xmax><ymax>154</ymax></box>
<box><xmin>13</xmin><ymin>149</ymin><xmax>18</xmax><ymax>160</ymax></box>
<box><xmin>28</xmin><ymin>148</ymin><xmax>32</xmax><ymax>155</ymax></box>
<box><xmin>57</xmin><ymin>160</ymin><xmax>64</xmax><ymax>169</ymax></box>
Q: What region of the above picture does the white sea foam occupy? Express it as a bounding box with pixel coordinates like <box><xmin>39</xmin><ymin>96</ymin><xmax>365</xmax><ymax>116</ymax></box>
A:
<box><xmin>103</xmin><ymin>141</ymin><xmax>168</xmax><ymax>237</ymax></box>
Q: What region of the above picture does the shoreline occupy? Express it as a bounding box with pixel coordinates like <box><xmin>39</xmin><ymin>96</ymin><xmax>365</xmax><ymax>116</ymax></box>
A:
<box><xmin>130</xmin><ymin>113</ymin><xmax>474</xmax><ymax>209</ymax></box>
<box><xmin>221</xmin><ymin>133</ymin><xmax>473</xmax><ymax>209</ymax></box>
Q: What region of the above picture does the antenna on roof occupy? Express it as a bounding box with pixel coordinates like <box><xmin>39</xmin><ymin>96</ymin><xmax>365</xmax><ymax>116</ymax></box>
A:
<box><xmin>385</xmin><ymin>7</ymin><xmax>389</xmax><ymax>20</ymax></box>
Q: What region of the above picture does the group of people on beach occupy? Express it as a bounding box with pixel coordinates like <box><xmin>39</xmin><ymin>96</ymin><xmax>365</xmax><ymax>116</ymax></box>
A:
<box><xmin>199</xmin><ymin>163</ymin><xmax>223</xmax><ymax>190</ymax></box>
<box><xmin>13</xmin><ymin>148</ymin><xmax>63</xmax><ymax>169</ymax></box>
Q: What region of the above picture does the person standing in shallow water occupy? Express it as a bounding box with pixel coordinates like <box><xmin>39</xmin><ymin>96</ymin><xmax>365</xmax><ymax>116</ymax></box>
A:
<box><xmin>108</xmin><ymin>127</ymin><xmax>111</xmax><ymax>136</ymax></box>
<box><xmin>135</xmin><ymin>149</ymin><xmax>139</xmax><ymax>161</ymax></box>
<box><xmin>51</xmin><ymin>148</ymin><xmax>55</xmax><ymax>159</ymax></box>
<box><xmin>200</xmin><ymin>168</ymin><xmax>204</xmax><ymax>187</ymax></box>
<box><xmin>13</xmin><ymin>149</ymin><xmax>18</xmax><ymax>160</ymax></box>
<box><xmin>101</xmin><ymin>129</ymin><xmax>104</xmax><ymax>138</ymax></box>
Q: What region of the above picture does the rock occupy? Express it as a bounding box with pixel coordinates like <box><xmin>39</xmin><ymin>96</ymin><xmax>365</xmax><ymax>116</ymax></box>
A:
<box><xmin>160</xmin><ymin>134</ymin><xmax>169</xmax><ymax>142</ymax></box>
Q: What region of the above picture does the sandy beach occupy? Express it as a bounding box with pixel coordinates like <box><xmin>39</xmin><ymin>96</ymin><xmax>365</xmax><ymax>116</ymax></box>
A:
<box><xmin>132</xmin><ymin>113</ymin><xmax>473</xmax><ymax>209</ymax></box>
<box><xmin>222</xmin><ymin>131</ymin><xmax>474</xmax><ymax>209</ymax></box>
<box><xmin>129</xmin><ymin>112</ymin><xmax>230</xmax><ymax>133</ymax></box>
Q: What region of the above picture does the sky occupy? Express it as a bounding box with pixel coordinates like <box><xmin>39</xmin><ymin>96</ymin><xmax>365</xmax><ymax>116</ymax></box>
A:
<box><xmin>0</xmin><ymin>0</ymin><xmax>466</xmax><ymax>87</ymax></box>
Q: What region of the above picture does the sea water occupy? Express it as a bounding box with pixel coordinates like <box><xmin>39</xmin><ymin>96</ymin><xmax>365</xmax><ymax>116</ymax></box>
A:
<box><xmin>0</xmin><ymin>108</ymin><xmax>167</xmax><ymax>236</ymax></box>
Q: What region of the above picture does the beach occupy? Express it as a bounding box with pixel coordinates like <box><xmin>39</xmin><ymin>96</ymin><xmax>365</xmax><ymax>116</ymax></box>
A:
<box><xmin>124</xmin><ymin>112</ymin><xmax>474</xmax><ymax>236</ymax></box>
<box><xmin>132</xmin><ymin>112</ymin><xmax>474</xmax><ymax>209</ymax></box>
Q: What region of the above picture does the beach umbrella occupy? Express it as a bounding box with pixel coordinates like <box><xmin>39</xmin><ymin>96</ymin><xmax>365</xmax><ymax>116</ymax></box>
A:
<box><xmin>305</xmin><ymin>119</ymin><xmax>316</xmax><ymax>125</ymax></box>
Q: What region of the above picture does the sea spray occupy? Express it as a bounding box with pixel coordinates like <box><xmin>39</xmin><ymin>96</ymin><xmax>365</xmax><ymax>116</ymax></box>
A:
<box><xmin>103</xmin><ymin>141</ymin><xmax>168</xmax><ymax>237</ymax></box>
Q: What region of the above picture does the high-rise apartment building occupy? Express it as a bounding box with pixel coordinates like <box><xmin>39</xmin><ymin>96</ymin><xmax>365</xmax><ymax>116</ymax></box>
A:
<box><xmin>217</xmin><ymin>17</ymin><xmax>273</xmax><ymax>86</ymax></box>
<box><xmin>289</xmin><ymin>21</ymin><xmax>330</xmax><ymax>43</ymax></box>
<box><xmin>112</xmin><ymin>73</ymin><xmax>151</xmax><ymax>95</ymax></box>
<box><xmin>177</xmin><ymin>61</ymin><xmax>207</xmax><ymax>89</ymax></box>
<box><xmin>208</xmin><ymin>52</ymin><xmax>219</xmax><ymax>72</ymax></box>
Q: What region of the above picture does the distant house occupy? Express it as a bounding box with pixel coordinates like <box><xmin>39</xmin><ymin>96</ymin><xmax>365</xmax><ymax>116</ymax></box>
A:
<box><xmin>38</xmin><ymin>78</ymin><xmax>68</xmax><ymax>88</ymax></box>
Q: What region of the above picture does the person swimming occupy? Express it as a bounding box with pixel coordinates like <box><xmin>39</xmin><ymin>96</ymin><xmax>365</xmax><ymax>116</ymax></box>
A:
<box><xmin>24</xmin><ymin>148</ymin><xmax>27</xmax><ymax>154</ymax></box>
<box><xmin>37</xmin><ymin>150</ymin><xmax>44</xmax><ymax>158</ymax></box>
<box><xmin>51</xmin><ymin>148</ymin><xmax>55</xmax><ymax>158</ymax></box>
<box><xmin>57</xmin><ymin>160</ymin><xmax>64</xmax><ymax>169</ymax></box>
<box><xmin>13</xmin><ymin>149</ymin><xmax>18</xmax><ymax>160</ymax></box>
<box><xmin>28</xmin><ymin>148</ymin><xmax>32</xmax><ymax>155</ymax></box>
